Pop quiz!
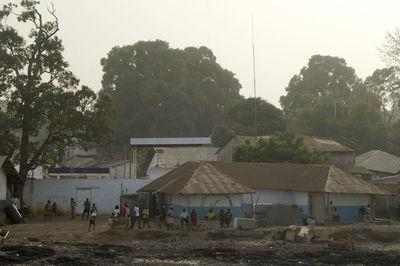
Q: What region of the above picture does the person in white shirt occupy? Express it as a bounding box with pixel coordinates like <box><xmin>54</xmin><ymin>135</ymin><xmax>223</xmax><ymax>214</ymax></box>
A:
<box><xmin>180</xmin><ymin>208</ymin><xmax>189</xmax><ymax>228</ymax></box>
<box><xmin>131</xmin><ymin>204</ymin><xmax>141</xmax><ymax>229</ymax></box>
<box><xmin>113</xmin><ymin>205</ymin><xmax>120</xmax><ymax>217</ymax></box>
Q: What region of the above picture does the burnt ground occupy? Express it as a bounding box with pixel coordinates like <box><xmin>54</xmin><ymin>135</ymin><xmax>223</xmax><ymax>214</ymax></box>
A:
<box><xmin>1</xmin><ymin>216</ymin><xmax>400</xmax><ymax>265</ymax></box>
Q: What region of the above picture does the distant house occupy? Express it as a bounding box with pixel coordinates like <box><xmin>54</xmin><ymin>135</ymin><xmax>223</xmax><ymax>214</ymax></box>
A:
<box><xmin>147</xmin><ymin>146</ymin><xmax>218</xmax><ymax>179</ymax></box>
<box><xmin>356</xmin><ymin>150</ymin><xmax>400</xmax><ymax>178</ymax></box>
<box><xmin>47</xmin><ymin>167</ymin><xmax>110</xmax><ymax>179</ymax></box>
<box><xmin>140</xmin><ymin>161</ymin><xmax>388</xmax><ymax>223</ymax></box>
<box><xmin>46</xmin><ymin>155</ymin><xmax>133</xmax><ymax>179</ymax></box>
<box><xmin>64</xmin><ymin>146</ymin><xmax>96</xmax><ymax>158</ymax></box>
<box><xmin>216</xmin><ymin>135</ymin><xmax>356</xmax><ymax>166</ymax></box>
<box><xmin>0</xmin><ymin>156</ymin><xmax>23</xmax><ymax>211</ymax></box>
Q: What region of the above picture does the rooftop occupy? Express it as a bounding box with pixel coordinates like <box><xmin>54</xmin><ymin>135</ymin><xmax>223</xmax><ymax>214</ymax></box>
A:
<box><xmin>140</xmin><ymin>161</ymin><xmax>388</xmax><ymax>195</ymax></box>
<box><xmin>356</xmin><ymin>150</ymin><xmax>400</xmax><ymax>174</ymax></box>
<box><xmin>130</xmin><ymin>137</ymin><xmax>211</xmax><ymax>147</ymax></box>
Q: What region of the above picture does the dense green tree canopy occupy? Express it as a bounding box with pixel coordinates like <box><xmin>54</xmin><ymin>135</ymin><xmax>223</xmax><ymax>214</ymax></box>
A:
<box><xmin>279</xmin><ymin>54</ymin><xmax>396</xmax><ymax>153</ymax></box>
<box><xmin>227</xmin><ymin>97</ymin><xmax>286</xmax><ymax>136</ymax></box>
<box><xmin>232</xmin><ymin>131</ymin><xmax>328</xmax><ymax>164</ymax></box>
<box><xmin>210</xmin><ymin>125</ymin><xmax>232</xmax><ymax>148</ymax></box>
<box><xmin>365</xmin><ymin>67</ymin><xmax>400</xmax><ymax>129</ymax></box>
<box><xmin>280</xmin><ymin>55</ymin><xmax>360</xmax><ymax>113</ymax></box>
<box><xmin>101</xmin><ymin>41</ymin><xmax>242</xmax><ymax>148</ymax></box>
<box><xmin>0</xmin><ymin>1</ymin><xmax>114</xmax><ymax>180</ymax></box>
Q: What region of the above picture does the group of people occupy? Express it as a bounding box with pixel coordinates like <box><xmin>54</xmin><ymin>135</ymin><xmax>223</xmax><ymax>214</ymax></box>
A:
<box><xmin>69</xmin><ymin>198</ymin><xmax>98</xmax><ymax>231</ymax></box>
<box><xmin>44</xmin><ymin>198</ymin><xmax>98</xmax><ymax>231</ymax></box>
<box><xmin>43</xmin><ymin>200</ymin><xmax>58</xmax><ymax>221</ymax></box>
<box><xmin>111</xmin><ymin>203</ymin><xmax>150</xmax><ymax>229</ymax></box>
<box><xmin>329</xmin><ymin>201</ymin><xmax>374</xmax><ymax>222</ymax></box>
<box><xmin>158</xmin><ymin>205</ymin><xmax>198</xmax><ymax>230</ymax></box>
<box><xmin>46</xmin><ymin>199</ymin><xmax>234</xmax><ymax>231</ymax></box>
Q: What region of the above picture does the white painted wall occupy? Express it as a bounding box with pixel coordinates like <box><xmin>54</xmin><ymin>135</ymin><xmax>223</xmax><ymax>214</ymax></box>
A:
<box><xmin>243</xmin><ymin>189</ymin><xmax>308</xmax><ymax>206</ymax></box>
<box><xmin>26</xmin><ymin>166</ymin><xmax>43</xmax><ymax>179</ymax></box>
<box><xmin>0</xmin><ymin>168</ymin><xmax>7</xmax><ymax>201</ymax></box>
<box><xmin>171</xmin><ymin>194</ymin><xmax>242</xmax><ymax>207</ymax></box>
<box><xmin>328</xmin><ymin>193</ymin><xmax>370</xmax><ymax>206</ymax></box>
<box><xmin>23</xmin><ymin>178</ymin><xmax>153</xmax><ymax>214</ymax></box>
<box><xmin>149</xmin><ymin>167</ymin><xmax>173</xmax><ymax>180</ymax></box>
<box><xmin>110</xmin><ymin>163</ymin><xmax>132</xmax><ymax>179</ymax></box>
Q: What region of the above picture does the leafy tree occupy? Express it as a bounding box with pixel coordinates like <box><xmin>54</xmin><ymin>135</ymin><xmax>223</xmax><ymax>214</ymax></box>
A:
<box><xmin>211</xmin><ymin>125</ymin><xmax>232</xmax><ymax>147</ymax></box>
<box><xmin>288</xmin><ymin>87</ymin><xmax>387</xmax><ymax>153</ymax></box>
<box><xmin>137</xmin><ymin>147</ymin><xmax>155</xmax><ymax>177</ymax></box>
<box><xmin>101</xmin><ymin>41</ymin><xmax>242</xmax><ymax>149</ymax></box>
<box><xmin>0</xmin><ymin>1</ymin><xmax>114</xmax><ymax>182</ymax></box>
<box><xmin>280</xmin><ymin>55</ymin><xmax>360</xmax><ymax>113</ymax></box>
<box><xmin>228</xmin><ymin>97</ymin><xmax>286</xmax><ymax>136</ymax></box>
<box><xmin>232</xmin><ymin>131</ymin><xmax>328</xmax><ymax>164</ymax></box>
<box><xmin>364</xmin><ymin>67</ymin><xmax>400</xmax><ymax>129</ymax></box>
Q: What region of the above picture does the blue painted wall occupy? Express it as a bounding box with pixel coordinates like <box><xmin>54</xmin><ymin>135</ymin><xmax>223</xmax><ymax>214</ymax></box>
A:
<box><xmin>242</xmin><ymin>203</ymin><xmax>309</xmax><ymax>217</ymax></box>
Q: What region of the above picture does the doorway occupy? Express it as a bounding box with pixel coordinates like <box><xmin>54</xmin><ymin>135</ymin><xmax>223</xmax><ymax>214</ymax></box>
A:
<box><xmin>76</xmin><ymin>188</ymin><xmax>92</xmax><ymax>214</ymax></box>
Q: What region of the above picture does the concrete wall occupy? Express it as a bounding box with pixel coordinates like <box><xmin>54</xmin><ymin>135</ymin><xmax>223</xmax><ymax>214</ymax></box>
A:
<box><xmin>329</xmin><ymin>152</ymin><xmax>355</xmax><ymax>166</ymax></box>
<box><xmin>0</xmin><ymin>167</ymin><xmax>7</xmax><ymax>201</ymax></box>
<box><xmin>149</xmin><ymin>167</ymin><xmax>173</xmax><ymax>180</ymax></box>
<box><xmin>327</xmin><ymin>193</ymin><xmax>371</xmax><ymax>221</ymax></box>
<box><xmin>23</xmin><ymin>178</ymin><xmax>153</xmax><ymax>215</ymax></box>
<box><xmin>111</xmin><ymin>163</ymin><xmax>132</xmax><ymax>179</ymax></box>
<box><xmin>216</xmin><ymin>138</ymin><xmax>241</xmax><ymax>162</ymax></box>
<box><xmin>243</xmin><ymin>189</ymin><xmax>309</xmax><ymax>216</ymax></box>
<box><xmin>169</xmin><ymin>194</ymin><xmax>243</xmax><ymax>218</ymax></box>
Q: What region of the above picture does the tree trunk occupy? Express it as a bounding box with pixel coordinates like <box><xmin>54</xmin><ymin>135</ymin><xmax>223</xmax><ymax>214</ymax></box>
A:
<box><xmin>18</xmin><ymin>102</ymin><xmax>31</xmax><ymax>208</ymax></box>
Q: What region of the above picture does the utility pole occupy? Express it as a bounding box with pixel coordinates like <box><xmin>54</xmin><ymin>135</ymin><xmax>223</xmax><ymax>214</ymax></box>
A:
<box><xmin>252</xmin><ymin>15</ymin><xmax>257</xmax><ymax>137</ymax></box>
<box><xmin>334</xmin><ymin>102</ymin><xmax>337</xmax><ymax>119</ymax></box>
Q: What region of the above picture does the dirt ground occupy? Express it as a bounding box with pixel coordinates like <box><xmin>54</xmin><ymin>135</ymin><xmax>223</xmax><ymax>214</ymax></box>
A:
<box><xmin>1</xmin><ymin>216</ymin><xmax>400</xmax><ymax>265</ymax></box>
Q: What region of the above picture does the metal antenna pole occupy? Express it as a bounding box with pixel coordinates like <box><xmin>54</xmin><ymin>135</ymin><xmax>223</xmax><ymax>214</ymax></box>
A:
<box><xmin>252</xmin><ymin>15</ymin><xmax>257</xmax><ymax>137</ymax></box>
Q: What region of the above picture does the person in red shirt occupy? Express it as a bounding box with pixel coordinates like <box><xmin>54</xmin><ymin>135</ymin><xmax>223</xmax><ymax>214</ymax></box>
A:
<box><xmin>191</xmin><ymin>209</ymin><xmax>197</xmax><ymax>226</ymax></box>
<box><xmin>219</xmin><ymin>209</ymin><xmax>225</xmax><ymax>228</ymax></box>
<box><xmin>122</xmin><ymin>202</ymin><xmax>130</xmax><ymax>227</ymax></box>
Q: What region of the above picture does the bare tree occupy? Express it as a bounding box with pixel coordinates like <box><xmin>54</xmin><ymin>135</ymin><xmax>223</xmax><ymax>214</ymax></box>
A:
<box><xmin>380</xmin><ymin>28</ymin><xmax>400</xmax><ymax>66</ymax></box>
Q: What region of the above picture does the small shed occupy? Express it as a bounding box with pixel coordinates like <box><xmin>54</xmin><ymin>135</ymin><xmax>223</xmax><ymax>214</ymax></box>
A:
<box><xmin>0</xmin><ymin>156</ymin><xmax>22</xmax><ymax>210</ymax></box>
<box><xmin>138</xmin><ymin>161</ymin><xmax>254</xmax><ymax>218</ymax></box>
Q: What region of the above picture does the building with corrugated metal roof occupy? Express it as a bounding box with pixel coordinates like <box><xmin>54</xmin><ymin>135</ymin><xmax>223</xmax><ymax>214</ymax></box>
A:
<box><xmin>356</xmin><ymin>150</ymin><xmax>400</xmax><ymax>178</ymax></box>
<box><xmin>138</xmin><ymin>161</ymin><xmax>254</xmax><ymax>219</ymax></box>
<box><xmin>216</xmin><ymin>135</ymin><xmax>356</xmax><ymax>166</ymax></box>
<box><xmin>139</xmin><ymin>161</ymin><xmax>388</xmax><ymax>223</ymax></box>
<box><xmin>146</xmin><ymin>146</ymin><xmax>218</xmax><ymax>180</ymax></box>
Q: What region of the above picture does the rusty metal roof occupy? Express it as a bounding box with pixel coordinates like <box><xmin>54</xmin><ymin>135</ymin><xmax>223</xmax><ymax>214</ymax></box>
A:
<box><xmin>217</xmin><ymin>135</ymin><xmax>354</xmax><ymax>154</ymax></box>
<box><xmin>138</xmin><ymin>161</ymin><xmax>254</xmax><ymax>195</ymax></box>
<box><xmin>302</xmin><ymin>136</ymin><xmax>355</xmax><ymax>152</ymax></box>
<box><xmin>324</xmin><ymin>166</ymin><xmax>387</xmax><ymax>194</ymax></box>
<box><xmin>140</xmin><ymin>161</ymin><xmax>388</xmax><ymax>195</ymax></box>
<box><xmin>356</xmin><ymin>150</ymin><xmax>400</xmax><ymax>174</ymax></box>
<box><xmin>130</xmin><ymin>137</ymin><xmax>211</xmax><ymax>147</ymax></box>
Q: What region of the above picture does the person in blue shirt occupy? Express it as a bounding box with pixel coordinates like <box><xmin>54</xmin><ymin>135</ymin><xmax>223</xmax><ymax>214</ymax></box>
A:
<box><xmin>82</xmin><ymin>198</ymin><xmax>91</xmax><ymax>220</ymax></box>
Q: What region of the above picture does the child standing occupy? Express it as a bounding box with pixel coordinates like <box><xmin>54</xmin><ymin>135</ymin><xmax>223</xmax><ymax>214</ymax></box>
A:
<box><xmin>88</xmin><ymin>210</ymin><xmax>97</xmax><ymax>232</ymax></box>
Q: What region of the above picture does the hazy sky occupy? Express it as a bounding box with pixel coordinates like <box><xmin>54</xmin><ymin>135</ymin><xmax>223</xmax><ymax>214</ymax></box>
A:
<box><xmin>21</xmin><ymin>0</ymin><xmax>400</xmax><ymax>107</ymax></box>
